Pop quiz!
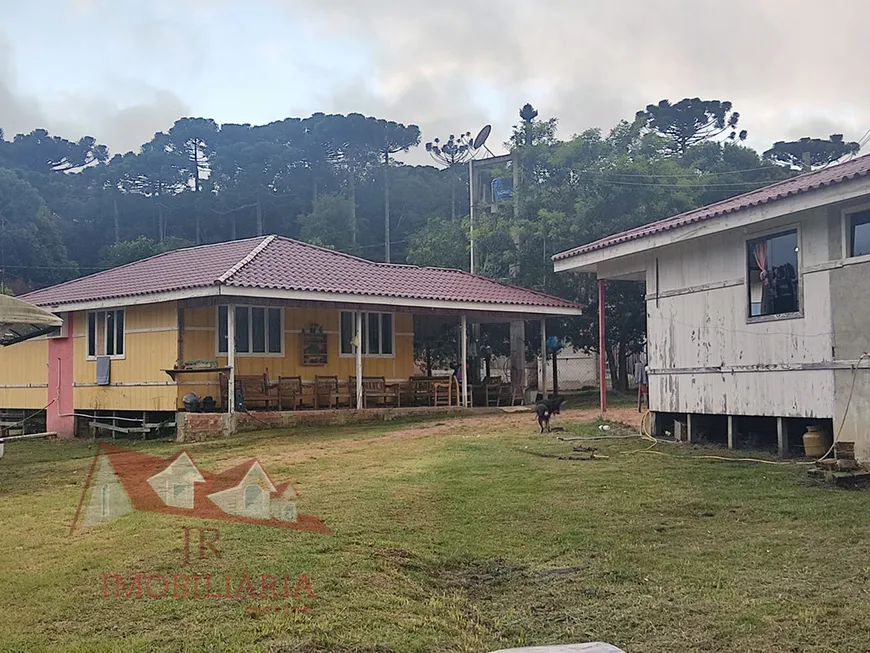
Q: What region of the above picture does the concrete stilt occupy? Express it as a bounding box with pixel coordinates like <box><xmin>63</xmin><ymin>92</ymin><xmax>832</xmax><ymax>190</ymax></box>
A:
<box><xmin>727</xmin><ymin>415</ymin><xmax>735</xmax><ymax>450</ymax></box>
<box><xmin>777</xmin><ymin>417</ymin><xmax>788</xmax><ymax>457</ymax></box>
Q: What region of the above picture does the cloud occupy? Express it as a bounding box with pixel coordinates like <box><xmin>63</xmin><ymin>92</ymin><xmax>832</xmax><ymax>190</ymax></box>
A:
<box><xmin>0</xmin><ymin>32</ymin><xmax>189</xmax><ymax>154</ymax></box>
<box><xmin>282</xmin><ymin>0</ymin><xmax>870</xmax><ymax>160</ymax></box>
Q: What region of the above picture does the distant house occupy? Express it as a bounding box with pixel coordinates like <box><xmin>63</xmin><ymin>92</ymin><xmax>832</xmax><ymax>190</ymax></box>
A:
<box><xmin>554</xmin><ymin>155</ymin><xmax>870</xmax><ymax>460</ymax></box>
<box><xmin>0</xmin><ymin>236</ymin><xmax>581</xmax><ymax>437</ymax></box>
<box><xmin>74</xmin><ymin>443</ymin><xmax>325</xmax><ymax>533</ymax></box>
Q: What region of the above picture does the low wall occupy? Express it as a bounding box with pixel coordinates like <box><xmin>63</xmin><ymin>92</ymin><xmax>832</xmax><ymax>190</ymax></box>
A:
<box><xmin>176</xmin><ymin>406</ymin><xmax>503</xmax><ymax>442</ymax></box>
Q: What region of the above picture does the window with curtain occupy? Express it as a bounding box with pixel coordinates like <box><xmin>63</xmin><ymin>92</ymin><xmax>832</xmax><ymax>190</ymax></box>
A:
<box><xmin>87</xmin><ymin>309</ymin><xmax>125</xmax><ymax>358</ymax></box>
<box><xmin>217</xmin><ymin>306</ymin><xmax>283</xmax><ymax>354</ymax></box>
<box><xmin>339</xmin><ymin>311</ymin><xmax>394</xmax><ymax>355</ymax></box>
<box><xmin>747</xmin><ymin>230</ymin><xmax>799</xmax><ymax>318</ymax></box>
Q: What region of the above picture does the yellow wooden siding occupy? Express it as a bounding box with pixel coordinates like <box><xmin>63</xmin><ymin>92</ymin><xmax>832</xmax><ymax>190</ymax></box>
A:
<box><xmin>177</xmin><ymin>307</ymin><xmax>415</xmax><ymax>404</ymax></box>
<box><xmin>0</xmin><ymin>338</ymin><xmax>48</xmax><ymax>409</ymax></box>
<box><xmin>72</xmin><ymin>303</ymin><xmax>178</xmax><ymax>412</ymax></box>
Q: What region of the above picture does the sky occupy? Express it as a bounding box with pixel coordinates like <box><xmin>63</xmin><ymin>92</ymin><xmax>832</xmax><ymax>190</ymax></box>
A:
<box><xmin>1</xmin><ymin>0</ymin><xmax>869</xmax><ymax>164</ymax></box>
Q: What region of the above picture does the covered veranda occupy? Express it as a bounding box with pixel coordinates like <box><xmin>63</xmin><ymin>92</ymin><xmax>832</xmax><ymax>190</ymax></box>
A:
<box><xmin>169</xmin><ymin>293</ymin><xmax>582</xmax><ymax>415</ymax></box>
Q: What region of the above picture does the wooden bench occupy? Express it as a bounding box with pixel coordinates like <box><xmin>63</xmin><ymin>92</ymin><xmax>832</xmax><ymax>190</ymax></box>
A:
<box><xmin>219</xmin><ymin>373</ymin><xmax>275</xmax><ymax>410</ymax></box>
<box><xmin>360</xmin><ymin>376</ymin><xmax>400</xmax><ymax>408</ymax></box>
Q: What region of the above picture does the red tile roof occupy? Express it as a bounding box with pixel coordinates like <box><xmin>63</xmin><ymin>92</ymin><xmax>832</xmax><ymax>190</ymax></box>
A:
<box><xmin>553</xmin><ymin>153</ymin><xmax>870</xmax><ymax>262</ymax></box>
<box><xmin>23</xmin><ymin>236</ymin><xmax>580</xmax><ymax>313</ymax></box>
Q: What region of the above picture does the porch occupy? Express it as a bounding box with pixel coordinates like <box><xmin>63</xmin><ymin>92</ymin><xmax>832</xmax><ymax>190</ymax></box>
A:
<box><xmin>167</xmin><ymin>296</ymin><xmax>570</xmax><ymax>415</ymax></box>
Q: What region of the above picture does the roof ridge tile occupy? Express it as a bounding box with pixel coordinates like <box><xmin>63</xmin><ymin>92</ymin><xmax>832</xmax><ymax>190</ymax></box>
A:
<box><xmin>218</xmin><ymin>235</ymin><xmax>275</xmax><ymax>283</ymax></box>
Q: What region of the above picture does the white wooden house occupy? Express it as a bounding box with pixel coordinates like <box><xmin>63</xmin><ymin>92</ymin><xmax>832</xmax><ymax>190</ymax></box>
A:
<box><xmin>553</xmin><ymin>155</ymin><xmax>870</xmax><ymax>460</ymax></box>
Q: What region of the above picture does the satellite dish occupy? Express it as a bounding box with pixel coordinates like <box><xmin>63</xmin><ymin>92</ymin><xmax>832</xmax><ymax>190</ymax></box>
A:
<box><xmin>472</xmin><ymin>125</ymin><xmax>491</xmax><ymax>150</ymax></box>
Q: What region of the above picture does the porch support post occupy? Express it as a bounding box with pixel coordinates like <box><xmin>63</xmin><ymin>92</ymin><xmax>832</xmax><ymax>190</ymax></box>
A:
<box><xmin>356</xmin><ymin>311</ymin><xmax>363</xmax><ymax>409</ymax></box>
<box><xmin>460</xmin><ymin>314</ymin><xmax>468</xmax><ymax>408</ymax></box>
<box><xmin>227</xmin><ymin>304</ymin><xmax>236</xmax><ymax>414</ymax></box>
<box><xmin>540</xmin><ymin>317</ymin><xmax>548</xmax><ymax>399</ymax></box>
<box><xmin>598</xmin><ymin>278</ymin><xmax>607</xmax><ymax>415</ymax></box>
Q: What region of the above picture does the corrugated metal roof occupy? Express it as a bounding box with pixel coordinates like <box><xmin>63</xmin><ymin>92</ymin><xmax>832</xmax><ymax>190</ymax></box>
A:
<box><xmin>22</xmin><ymin>235</ymin><xmax>581</xmax><ymax>312</ymax></box>
<box><xmin>552</xmin><ymin>154</ymin><xmax>870</xmax><ymax>262</ymax></box>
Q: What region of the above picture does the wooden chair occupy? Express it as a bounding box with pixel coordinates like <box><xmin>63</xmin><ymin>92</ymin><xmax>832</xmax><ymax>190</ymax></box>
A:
<box><xmin>277</xmin><ymin>376</ymin><xmax>303</xmax><ymax>411</ymax></box>
<box><xmin>361</xmin><ymin>376</ymin><xmax>400</xmax><ymax>408</ymax></box>
<box><xmin>482</xmin><ymin>376</ymin><xmax>503</xmax><ymax>406</ymax></box>
<box><xmin>314</xmin><ymin>375</ymin><xmax>337</xmax><ymax>409</ymax></box>
<box><xmin>409</xmin><ymin>376</ymin><xmax>434</xmax><ymax>406</ymax></box>
<box><xmin>236</xmin><ymin>374</ymin><xmax>275</xmax><ymax>410</ymax></box>
<box><xmin>433</xmin><ymin>377</ymin><xmax>452</xmax><ymax>407</ymax></box>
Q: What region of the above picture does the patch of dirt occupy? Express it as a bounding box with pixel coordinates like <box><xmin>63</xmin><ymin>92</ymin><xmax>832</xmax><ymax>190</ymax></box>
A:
<box><xmin>213</xmin><ymin>406</ymin><xmax>642</xmax><ymax>471</ymax></box>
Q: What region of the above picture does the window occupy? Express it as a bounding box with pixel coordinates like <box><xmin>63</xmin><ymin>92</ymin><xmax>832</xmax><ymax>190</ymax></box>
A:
<box><xmin>87</xmin><ymin>309</ymin><xmax>125</xmax><ymax>358</ymax></box>
<box><xmin>244</xmin><ymin>485</ymin><xmax>263</xmax><ymax>510</ymax></box>
<box><xmin>848</xmin><ymin>209</ymin><xmax>870</xmax><ymax>257</ymax></box>
<box><xmin>218</xmin><ymin>306</ymin><xmax>283</xmax><ymax>355</ymax></box>
<box><xmin>339</xmin><ymin>311</ymin><xmax>393</xmax><ymax>356</ymax></box>
<box><xmin>747</xmin><ymin>230</ymin><xmax>800</xmax><ymax>318</ymax></box>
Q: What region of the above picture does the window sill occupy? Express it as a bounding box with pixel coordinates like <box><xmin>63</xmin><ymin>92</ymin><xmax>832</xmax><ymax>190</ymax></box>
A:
<box><xmin>339</xmin><ymin>353</ymin><xmax>395</xmax><ymax>359</ymax></box>
<box><xmin>86</xmin><ymin>355</ymin><xmax>126</xmax><ymax>361</ymax></box>
<box><xmin>746</xmin><ymin>311</ymin><xmax>803</xmax><ymax>325</ymax></box>
<box><xmin>216</xmin><ymin>352</ymin><xmax>286</xmax><ymax>358</ymax></box>
<box><xmin>846</xmin><ymin>252</ymin><xmax>870</xmax><ymax>265</ymax></box>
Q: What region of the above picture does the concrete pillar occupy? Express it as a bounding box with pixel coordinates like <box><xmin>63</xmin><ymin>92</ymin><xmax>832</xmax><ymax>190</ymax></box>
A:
<box><xmin>777</xmin><ymin>417</ymin><xmax>788</xmax><ymax>457</ymax></box>
<box><xmin>510</xmin><ymin>321</ymin><xmax>525</xmax><ymax>400</ymax></box>
<box><xmin>674</xmin><ymin>419</ymin><xmax>686</xmax><ymax>442</ymax></box>
<box><xmin>540</xmin><ymin>318</ymin><xmax>548</xmax><ymax>399</ymax></box>
<box><xmin>648</xmin><ymin>411</ymin><xmax>661</xmax><ymax>438</ymax></box>
<box><xmin>46</xmin><ymin>313</ymin><xmax>75</xmax><ymax>438</ymax></box>
<box><xmin>355</xmin><ymin>312</ymin><xmax>363</xmax><ymax>409</ymax></box>
<box><xmin>598</xmin><ymin>278</ymin><xmax>607</xmax><ymax>416</ymax></box>
<box><xmin>727</xmin><ymin>415</ymin><xmax>735</xmax><ymax>449</ymax></box>
<box><xmin>460</xmin><ymin>315</ymin><xmax>468</xmax><ymax>408</ymax></box>
<box><xmin>227</xmin><ymin>304</ymin><xmax>235</xmax><ymax>414</ymax></box>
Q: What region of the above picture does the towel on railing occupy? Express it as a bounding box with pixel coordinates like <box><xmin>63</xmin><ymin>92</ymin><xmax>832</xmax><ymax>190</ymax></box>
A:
<box><xmin>96</xmin><ymin>356</ymin><xmax>111</xmax><ymax>386</ymax></box>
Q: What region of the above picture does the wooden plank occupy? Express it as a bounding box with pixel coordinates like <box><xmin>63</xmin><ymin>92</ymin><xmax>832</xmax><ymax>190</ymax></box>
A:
<box><xmin>89</xmin><ymin>421</ymin><xmax>150</xmax><ymax>434</ymax></box>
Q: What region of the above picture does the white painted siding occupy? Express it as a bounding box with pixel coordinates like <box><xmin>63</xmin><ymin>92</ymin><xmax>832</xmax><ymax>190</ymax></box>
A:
<box><xmin>644</xmin><ymin>206</ymin><xmax>836</xmax><ymax>418</ymax></box>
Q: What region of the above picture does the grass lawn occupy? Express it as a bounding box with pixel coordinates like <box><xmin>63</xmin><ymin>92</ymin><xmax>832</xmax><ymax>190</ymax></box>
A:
<box><xmin>2</xmin><ymin>409</ymin><xmax>870</xmax><ymax>652</ymax></box>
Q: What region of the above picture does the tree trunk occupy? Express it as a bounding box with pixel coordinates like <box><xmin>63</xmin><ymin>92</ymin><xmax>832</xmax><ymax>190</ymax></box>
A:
<box><xmin>157</xmin><ymin>204</ymin><xmax>164</xmax><ymax>243</ymax></box>
<box><xmin>112</xmin><ymin>195</ymin><xmax>120</xmax><ymax>244</ymax></box>
<box><xmin>450</xmin><ymin>171</ymin><xmax>456</xmax><ymax>221</ymax></box>
<box><xmin>384</xmin><ymin>151</ymin><xmax>391</xmax><ymax>263</ymax></box>
<box><xmin>349</xmin><ymin>167</ymin><xmax>357</xmax><ymax>246</ymax></box>
<box><xmin>606</xmin><ymin>346</ymin><xmax>618</xmax><ymax>392</ymax></box>
<box><xmin>617</xmin><ymin>340</ymin><xmax>629</xmax><ymax>392</ymax></box>
<box><xmin>256</xmin><ymin>197</ymin><xmax>263</xmax><ymax>237</ymax></box>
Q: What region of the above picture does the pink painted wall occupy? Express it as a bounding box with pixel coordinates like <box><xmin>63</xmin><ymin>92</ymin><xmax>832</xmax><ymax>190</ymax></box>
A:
<box><xmin>47</xmin><ymin>314</ymin><xmax>74</xmax><ymax>438</ymax></box>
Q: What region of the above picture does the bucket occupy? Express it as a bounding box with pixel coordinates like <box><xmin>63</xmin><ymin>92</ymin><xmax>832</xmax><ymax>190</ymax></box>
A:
<box><xmin>803</xmin><ymin>425</ymin><xmax>832</xmax><ymax>458</ymax></box>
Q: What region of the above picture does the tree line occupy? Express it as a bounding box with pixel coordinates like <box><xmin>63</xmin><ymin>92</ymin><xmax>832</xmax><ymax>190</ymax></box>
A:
<box><xmin>0</xmin><ymin>99</ymin><xmax>860</xmax><ymax>388</ymax></box>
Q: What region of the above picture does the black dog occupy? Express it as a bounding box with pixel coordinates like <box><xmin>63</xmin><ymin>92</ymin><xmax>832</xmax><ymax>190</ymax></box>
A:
<box><xmin>535</xmin><ymin>395</ymin><xmax>566</xmax><ymax>433</ymax></box>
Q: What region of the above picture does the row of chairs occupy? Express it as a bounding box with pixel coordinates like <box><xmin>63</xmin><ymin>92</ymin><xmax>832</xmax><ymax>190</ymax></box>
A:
<box><xmin>218</xmin><ymin>373</ymin><xmax>400</xmax><ymax>411</ymax></box>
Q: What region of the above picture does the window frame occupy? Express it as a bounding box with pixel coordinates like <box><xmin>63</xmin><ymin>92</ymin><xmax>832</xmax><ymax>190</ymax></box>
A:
<box><xmin>216</xmin><ymin>305</ymin><xmax>284</xmax><ymax>357</ymax></box>
<box><xmin>843</xmin><ymin>204</ymin><xmax>870</xmax><ymax>260</ymax></box>
<box><xmin>86</xmin><ymin>309</ymin><xmax>126</xmax><ymax>360</ymax></box>
<box><xmin>745</xmin><ymin>224</ymin><xmax>804</xmax><ymax>324</ymax></box>
<box><xmin>339</xmin><ymin>311</ymin><xmax>395</xmax><ymax>358</ymax></box>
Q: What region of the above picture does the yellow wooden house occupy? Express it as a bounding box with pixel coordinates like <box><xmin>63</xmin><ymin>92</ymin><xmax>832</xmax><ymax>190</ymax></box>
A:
<box><xmin>3</xmin><ymin>236</ymin><xmax>581</xmax><ymax>437</ymax></box>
